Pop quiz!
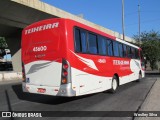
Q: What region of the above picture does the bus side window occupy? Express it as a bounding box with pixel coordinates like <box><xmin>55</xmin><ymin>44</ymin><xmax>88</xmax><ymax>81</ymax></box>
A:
<box><xmin>113</xmin><ymin>41</ymin><xmax>119</xmax><ymax>57</ymax></box>
<box><xmin>80</xmin><ymin>30</ymin><xmax>87</xmax><ymax>53</ymax></box>
<box><xmin>74</xmin><ymin>28</ymin><xmax>81</xmax><ymax>52</ymax></box>
<box><xmin>127</xmin><ymin>46</ymin><xmax>132</xmax><ymax>58</ymax></box>
<box><xmin>135</xmin><ymin>49</ymin><xmax>139</xmax><ymax>59</ymax></box>
<box><xmin>119</xmin><ymin>43</ymin><xmax>123</xmax><ymax>57</ymax></box>
<box><xmin>88</xmin><ymin>33</ymin><xmax>98</xmax><ymax>54</ymax></box>
<box><xmin>131</xmin><ymin>47</ymin><xmax>136</xmax><ymax>59</ymax></box>
<box><xmin>123</xmin><ymin>44</ymin><xmax>127</xmax><ymax>57</ymax></box>
<box><xmin>98</xmin><ymin>36</ymin><xmax>107</xmax><ymax>55</ymax></box>
<box><xmin>107</xmin><ymin>39</ymin><xmax>113</xmax><ymax>56</ymax></box>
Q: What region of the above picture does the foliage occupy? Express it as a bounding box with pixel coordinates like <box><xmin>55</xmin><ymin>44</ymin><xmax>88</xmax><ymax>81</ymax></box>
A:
<box><xmin>0</xmin><ymin>37</ymin><xmax>8</xmax><ymax>58</ymax></box>
<box><xmin>0</xmin><ymin>37</ymin><xmax>8</xmax><ymax>49</ymax></box>
<box><xmin>133</xmin><ymin>30</ymin><xmax>160</xmax><ymax>70</ymax></box>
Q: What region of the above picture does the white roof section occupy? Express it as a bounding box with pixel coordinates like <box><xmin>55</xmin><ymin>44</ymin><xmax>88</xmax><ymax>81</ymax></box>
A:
<box><xmin>116</xmin><ymin>38</ymin><xmax>139</xmax><ymax>49</ymax></box>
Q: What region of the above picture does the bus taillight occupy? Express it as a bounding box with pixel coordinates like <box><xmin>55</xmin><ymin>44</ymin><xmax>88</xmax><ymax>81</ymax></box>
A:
<box><xmin>63</xmin><ymin>71</ymin><xmax>68</xmax><ymax>77</ymax></box>
<box><xmin>63</xmin><ymin>64</ymin><xmax>69</xmax><ymax>69</ymax></box>
<box><xmin>61</xmin><ymin>59</ymin><xmax>71</xmax><ymax>84</ymax></box>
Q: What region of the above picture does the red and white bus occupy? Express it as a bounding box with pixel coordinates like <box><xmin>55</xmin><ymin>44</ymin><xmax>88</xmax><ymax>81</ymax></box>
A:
<box><xmin>21</xmin><ymin>18</ymin><xmax>145</xmax><ymax>97</ymax></box>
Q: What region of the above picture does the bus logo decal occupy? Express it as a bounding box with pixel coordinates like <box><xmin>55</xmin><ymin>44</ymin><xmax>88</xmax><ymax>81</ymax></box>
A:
<box><xmin>98</xmin><ymin>59</ymin><xmax>106</xmax><ymax>63</ymax></box>
<box><xmin>134</xmin><ymin>60</ymin><xmax>140</xmax><ymax>68</ymax></box>
<box><xmin>113</xmin><ymin>60</ymin><xmax>129</xmax><ymax>65</ymax></box>
<box><xmin>25</xmin><ymin>22</ymin><xmax>59</xmax><ymax>35</ymax></box>
<box><xmin>70</xmin><ymin>50</ymin><xmax>99</xmax><ymax>71</ymax></box>
<box><xmin>27</xmin><ymin>62</ymin><xmax>52</xmax><ymax>75</ymax></box>
<box><xmin>33</xmin><ymin>46</ymin><xmax>47</xmax><ymax>52</ymax></box>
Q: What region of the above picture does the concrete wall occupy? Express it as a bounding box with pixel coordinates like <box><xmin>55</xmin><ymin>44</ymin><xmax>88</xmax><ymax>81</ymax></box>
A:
<box><xmin>5</xmin><ymin>28</ymin><xmax>22</xmax><ymax>72</ymax></box>
<box><xmin>6</xmin><ymin>37</ymin><xmax>22</xmax><ymax>72</ymax></box>
<box><xmin>0</xmin><ymin>72</ymin><xmax>22</xmax><ymax>81</ymax></box>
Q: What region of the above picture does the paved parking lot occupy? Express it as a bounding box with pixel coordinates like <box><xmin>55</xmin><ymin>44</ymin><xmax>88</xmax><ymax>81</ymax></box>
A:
<box><xmin>0</xmin><ymin>76</ymin><xmax>159</xmax><ymax>120</ymax></box>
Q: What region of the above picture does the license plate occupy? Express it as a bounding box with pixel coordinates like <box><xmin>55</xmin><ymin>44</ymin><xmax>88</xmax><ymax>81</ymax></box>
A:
<box><xmin>37</xmin><ymin>88</ymin><xmax>46</xmax><ymax>93</ymax></box>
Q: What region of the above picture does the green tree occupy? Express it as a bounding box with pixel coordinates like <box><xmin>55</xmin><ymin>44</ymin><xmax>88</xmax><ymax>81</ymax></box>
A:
<box><xmin>0</xmin><ymin>37</ymin><xmax>8</xmax><ymax>48</ymax></box>
<box><xmin>133</xmin><ymin>30</ymin><xmax>160</xmax><ymax>70</ymax></box>
<box><xmin>0</xmin><ymin>37</ymin><xmax>8</xmax><ymax>58</ymax></box>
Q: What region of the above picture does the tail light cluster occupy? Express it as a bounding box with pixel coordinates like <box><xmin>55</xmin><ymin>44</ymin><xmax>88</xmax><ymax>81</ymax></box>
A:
<box><xmin>22</xmin><ymin>62</ymin><xmax>26</xmax><ymax>82</ymax></box>
<box><xmin>61</xmin><ymin>59</ymin><xmax>71</xmax><ymax>84</ymax></box>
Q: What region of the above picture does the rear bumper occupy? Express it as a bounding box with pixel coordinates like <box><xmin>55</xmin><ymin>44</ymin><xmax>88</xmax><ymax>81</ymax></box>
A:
<box><xmin>22</xmin><ymin>82</ymin><xmax>76</xmax><ymax>97</ymax></box>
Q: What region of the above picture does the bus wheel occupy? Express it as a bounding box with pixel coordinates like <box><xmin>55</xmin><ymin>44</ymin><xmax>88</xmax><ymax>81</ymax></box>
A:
<box><xmin>110</xmin><ymin>76</ymin><xmax>118</xmax><ymax>93</ymax></box>
<box><xmin>137</xmin><ymin>73</ymin><xmax>142</xmax><ymax>82</ymax></box>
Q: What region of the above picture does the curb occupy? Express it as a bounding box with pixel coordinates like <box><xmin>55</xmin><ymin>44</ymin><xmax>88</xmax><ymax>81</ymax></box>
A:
<box><xmin>135</xmin><ymin>77</ymin><xmax>160</xmax><ymax>120</ymax></box>
<box><xmin>0</xmin><ymin>72</ymin><xmax>22</xmax><ymax>81</ymax></box>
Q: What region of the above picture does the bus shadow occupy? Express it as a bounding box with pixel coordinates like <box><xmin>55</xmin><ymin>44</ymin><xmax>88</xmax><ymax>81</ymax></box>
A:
<box><xmin>12</xmin><ymin>79</ymin><xmax>144</xmax><ymax>105</ymax></box>
<box><xmin>145</xmin><ymin>72</ymin><xmax>160</xmax><ymax>75</ymax></box>
<box><xmin>116</xmin><ymin>80</ymin><xmax>145</xmax><ymax>94</ymax></box>
<box><xmin>12</xmin><ymin>84</ymin><xmax>95</xmax><ymax>105</ymax></box>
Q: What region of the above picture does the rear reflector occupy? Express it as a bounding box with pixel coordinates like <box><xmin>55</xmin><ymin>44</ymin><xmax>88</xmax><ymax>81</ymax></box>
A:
<box><xmin>54</xmin><ymin>89</ymin><xmax>59</xmax><ymax>91</ymax></box>
<box><xmin>61</xmin><ymin>59</ymin><xmax>71</xmax><ymax>84</ymax></box>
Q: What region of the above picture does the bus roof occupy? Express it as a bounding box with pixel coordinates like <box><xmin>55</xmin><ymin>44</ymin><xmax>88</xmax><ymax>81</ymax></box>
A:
<box><xmin>23</xmin><ymin>18</ymin><xmax>140</xmax><ymax>49</ymax></box>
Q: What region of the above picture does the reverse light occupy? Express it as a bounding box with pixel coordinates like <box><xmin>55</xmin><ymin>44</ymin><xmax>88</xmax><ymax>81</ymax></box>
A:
<box><xmin>62</xmin><ymin>78</ymin><xmax>67</xmax><ymax>84</ymax></box>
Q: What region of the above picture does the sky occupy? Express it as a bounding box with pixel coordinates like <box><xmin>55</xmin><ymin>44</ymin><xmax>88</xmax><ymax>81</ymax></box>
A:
<box><xmin>41</xmin><ymin>0</ymin><xmax>160</xmax><ymax>38</ymax></box>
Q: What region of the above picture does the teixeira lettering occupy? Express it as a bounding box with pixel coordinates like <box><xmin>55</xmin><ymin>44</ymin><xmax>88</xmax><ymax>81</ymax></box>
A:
<box><xmin>25</xmin><ymin>22</ymin><xmax>59</xmax><ymax>35</ymax></box>
<box><xmin>113</xmin><ymin>60</ymin><xmax>129</xmax><ymax>65</ymax></box>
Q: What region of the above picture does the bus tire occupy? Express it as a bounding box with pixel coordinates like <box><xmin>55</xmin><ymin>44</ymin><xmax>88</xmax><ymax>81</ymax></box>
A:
<box><xmin>136</xmin><ymin>72</ymin><xmax>142</xmax><ymax>82</ymax></box>
<box><xmin>109</xmin><ymin>76</ymin><xmax>118</xmax><ymax>93</ymax></box>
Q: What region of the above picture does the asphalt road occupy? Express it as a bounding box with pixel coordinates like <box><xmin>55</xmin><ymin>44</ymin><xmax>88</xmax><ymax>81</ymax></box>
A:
<box><xmin>0</xmin><ymin>76</ymin><xmax>158</xmax><ymax>120</ymax></box>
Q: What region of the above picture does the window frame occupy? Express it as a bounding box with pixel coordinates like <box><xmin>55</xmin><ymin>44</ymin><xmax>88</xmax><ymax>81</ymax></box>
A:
<box><xmin>73</xmin><ymin>27</ymin><xmax>103</xmax><ymax>56</ymax></box>
<box><xmin>73</xmin><ymin>26</ymin><xmax>140</xmax><ymax>59</ymax></box>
